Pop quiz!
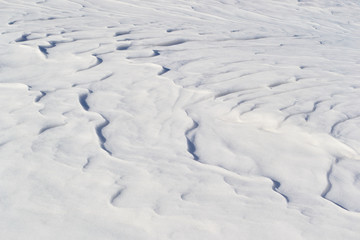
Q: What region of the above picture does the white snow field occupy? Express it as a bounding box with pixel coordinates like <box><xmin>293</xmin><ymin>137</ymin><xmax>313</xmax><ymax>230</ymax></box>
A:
<box><xmin>1</xmin><ymin>0</ymin><xmax>360</xmax><ymax>239</ymax></box>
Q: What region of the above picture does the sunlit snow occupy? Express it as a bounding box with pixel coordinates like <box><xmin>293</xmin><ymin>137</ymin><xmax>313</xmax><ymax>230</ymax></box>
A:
<box><xmin>1</xmin><ymin>0</ymin><xmax>360</xmax><ymax>239</ymax></box>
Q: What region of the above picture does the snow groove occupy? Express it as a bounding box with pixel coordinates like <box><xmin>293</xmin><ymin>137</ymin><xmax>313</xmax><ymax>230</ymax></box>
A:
<box><xmin>79</xmin><ymin>92</ymin><xmax>90</xmax><ymax>111</ymax></box>
<box><xmin>15</xmin><ymin>33</ymin><xmax>30</xmax><ymax>42</ymax></box>
<box><xmin>185</xmin><ymin>114</ymin><xmax>199</xmax><ymax>161</ymax></box>
<box><xmin>38</xmin><ymin>41</ymin><xmax>56</xmax><ymax>57</ymax></box>
<box><xmin>110</xmin><ymin>188</ymin><xmax>125</xmax><ymax>205</ymax></box>
<box><xmin>330</xmin><ymin>114</ymin><xmax>360</xmax><ymax>137</ymax></box>
<box><xmin>78</xmin><ymin>90</ymin><xmax>112</xmax><ymax>156</ymax></box>
<box><xmin>34</xmin><ymin>91</ymin><xmax>47</xmax><ymax>102</ymax></box>
<box><xmin>38</xmin><ymin>123</ymin><xmax>66</xmax><ymax>134</ymax></box>
<box><xmin>270</xmin><ymin>179</ymin><xmax>289</xmax><ymax>203</ymax></box>
<box><xmin>95</xmin><ymin>115</ymin><xmax>112</xmax><ymax>155</ymax></box>
<box><xmin>321</xmin><ymin>157</ymin><xmax>349</xmax><ymax>211</ymax></box>
<box><xmin>158</xmin><ymin>66</ymin><xmax>170</xmax><ymax>76</ymax></box>
<box><xmin>77</xmin><ymin>55</ymin><xmax>103</xmax><ymax>72</ymax></box>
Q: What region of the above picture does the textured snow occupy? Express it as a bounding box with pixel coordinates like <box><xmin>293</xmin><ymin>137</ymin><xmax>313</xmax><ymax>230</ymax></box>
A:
<box><xmin>1</xmin><ymin>0</ymin><xmax>360</xmax><ymax>239</ymax></box>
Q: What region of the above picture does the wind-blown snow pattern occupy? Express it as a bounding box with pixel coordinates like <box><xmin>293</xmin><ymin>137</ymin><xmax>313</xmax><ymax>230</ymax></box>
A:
<box><xmin>1</xmin><ymin>0</ymin><xmax>360</xmax><ymax>239</ymax></box>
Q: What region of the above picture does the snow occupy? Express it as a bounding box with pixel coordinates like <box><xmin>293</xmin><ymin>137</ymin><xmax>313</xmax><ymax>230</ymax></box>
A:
<box><xmin>1</xmin><ymin>0</ymin><xmax>360</xmax><ymax>239</ymax></box>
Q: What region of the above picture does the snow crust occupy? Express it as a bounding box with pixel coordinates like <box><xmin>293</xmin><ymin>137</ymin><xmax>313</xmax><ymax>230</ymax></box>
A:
<box><xmin>1</xmin><ymin>0</ymin><xmax>360</xmax><ymax>239</ymax></box>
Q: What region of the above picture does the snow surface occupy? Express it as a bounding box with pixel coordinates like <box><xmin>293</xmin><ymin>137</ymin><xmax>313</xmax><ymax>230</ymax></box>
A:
<box><xmin>1</xmin><ymin>0</ymin><xmax>360</xmax><ymax>239</ymax></box>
